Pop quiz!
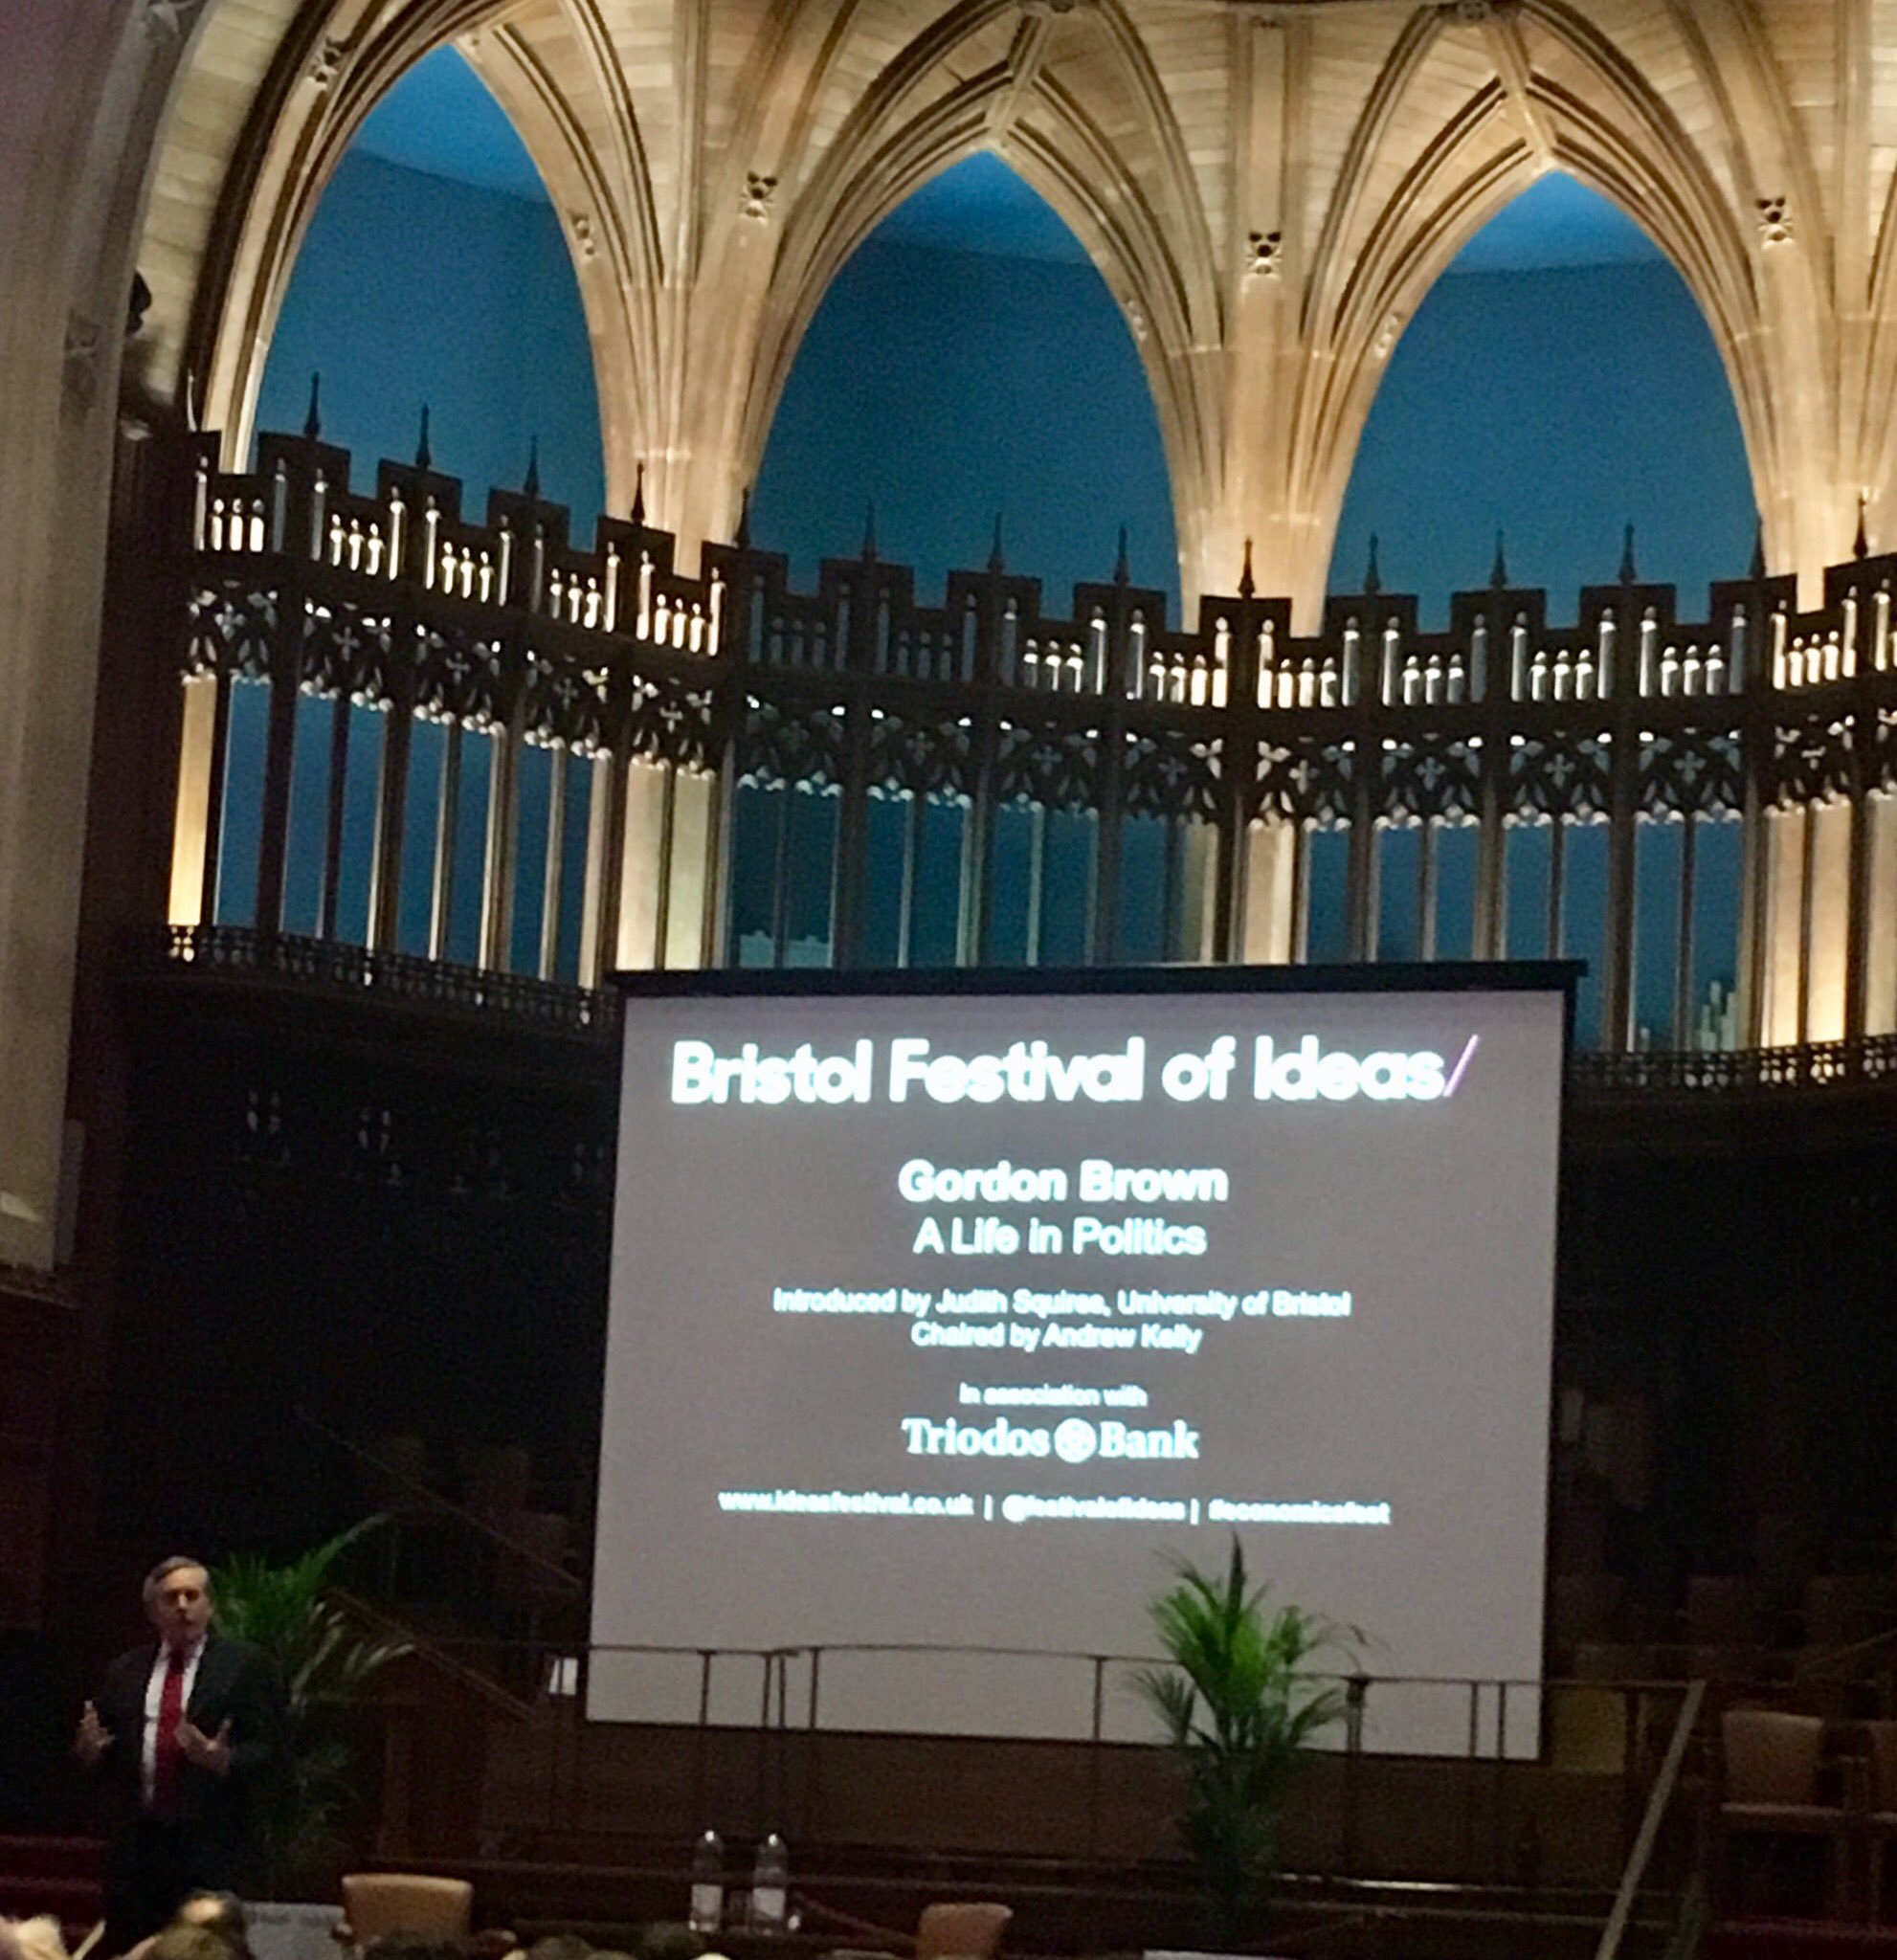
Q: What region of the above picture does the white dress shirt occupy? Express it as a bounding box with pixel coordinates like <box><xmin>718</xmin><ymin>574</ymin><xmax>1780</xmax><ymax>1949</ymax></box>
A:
<box><xmin>140</xmin><ymin>1636</ymin><xmax>206</xmax><ymax>1809</ymax></box>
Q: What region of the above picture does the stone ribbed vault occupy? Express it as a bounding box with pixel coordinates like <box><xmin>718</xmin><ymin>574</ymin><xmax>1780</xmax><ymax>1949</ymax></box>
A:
<box><xmin>5</xmin><ymin>0</ymin><xmax>1897</xmax><ymax>1264</ymax></box>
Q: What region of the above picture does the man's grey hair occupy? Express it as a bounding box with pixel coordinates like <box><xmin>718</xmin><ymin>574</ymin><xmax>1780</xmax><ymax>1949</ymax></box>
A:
<box><xmin>142</xmin><ymin>1554</ymin><xmax>212</xmax><ymax>1608</ymax></box>
<box><xmin>179</xmin><ymin>1893</ymin><xmax>249</xmax><ymax>1941</ymax></box>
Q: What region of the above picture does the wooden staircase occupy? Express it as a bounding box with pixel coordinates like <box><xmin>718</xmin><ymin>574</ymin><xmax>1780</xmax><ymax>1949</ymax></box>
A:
<box><xmin>1708</xmin><ymin>1922</ymin><xmax>1897</xmax><ymax>1960</ymax></box>
<box><xmin>0</xmin><ymin>1833</ymin><xmax>103</xmax><ymax>1933</ymax></box>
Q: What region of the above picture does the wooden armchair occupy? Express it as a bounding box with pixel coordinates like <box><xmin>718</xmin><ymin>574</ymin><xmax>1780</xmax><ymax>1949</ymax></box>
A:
<box><xmin>334</xmin><ymin>1875</ymin><xmax>473</xmax><ymax>1950</ymax></box>
<box><xmin>827</xmin><ymin>1902</ymin><xmax>1013</xmax><ymax>1960</ymax></box>
<box><xmin>1862</xmin><ymin>1720</ymin><xmax>1897</xmax><ymax>1923</ymax></box>
<box><xmin>913</xmin><ymin>1906</ymin><xmax>1012</xmax><ymax>1960</ymax></box>
<box><xmin>1718</xmin><ymin>1709</ymin><xmax>1850</xmax><ymax>1919</ymax></box>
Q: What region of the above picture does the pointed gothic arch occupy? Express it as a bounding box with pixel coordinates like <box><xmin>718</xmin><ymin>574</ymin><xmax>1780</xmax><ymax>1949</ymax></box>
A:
<box><xmin>1326</xmin><ymin>170</ymin><xmax>1752</xmax><ymax>601</ymax></box>
<box><xmin>138</xmin><ymin>0</ymin><xmax>649</xmax><ymax>507</ymax></box>
<box><xmin>736</xmin><ymin>0</ymin><xmax>1221</xmax><ymax>594</ymax></box>
<box><xmin>1278</xmin><ymin>0</ymin><xmax>1806</xmax><ymax>602</ymax></box>
<box><xmin>248</xmin><ymin>49</ymin><xmax>605</xmax><ymax>513</ymax></box>
<box><xmin>749</xmin><ymin>152</ymin><xmax>1178</xmax><ymax>594</ymax></box>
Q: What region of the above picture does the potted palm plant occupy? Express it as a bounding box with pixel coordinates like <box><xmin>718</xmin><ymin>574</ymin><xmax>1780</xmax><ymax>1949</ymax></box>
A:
<box><xmin>1131</xmin><ymin>1538</ymin><xmax>1359</xmax><ymax>1946</ymax></box>
<box><xmin>212</xmin><ymin>1518</ymin><xmax>412</xmax><ymax>1900</ymax></box>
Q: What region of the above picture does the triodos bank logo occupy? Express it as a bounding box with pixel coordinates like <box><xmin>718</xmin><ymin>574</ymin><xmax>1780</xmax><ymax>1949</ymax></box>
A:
<box><xmin>1054</xmin><ymin>1417</ymin><xmax>1098</xmax><ymax>1463</ymax></box>
<box><xmin>900</xmin><ymin>1414</ymin><xmax>1199</xmax><ymax>1459</ymax></box>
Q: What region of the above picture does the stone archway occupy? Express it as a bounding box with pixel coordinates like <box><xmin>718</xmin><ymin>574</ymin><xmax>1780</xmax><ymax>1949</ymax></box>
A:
<box><xmin>1190</xmin><ymin>2</ymin><xmax>1787</xmax><ymax>625</ymax></box>
<box><xmin>0</xmin><ymin>0</ymin><xmax>214</xmax><ymax>1270</ymax></box>
<box><xmin>740</xmin><ymin>2</ymin><xmax>1221</xmax><ymax>599</ymax></box>
<box><xmin>139</xmin><ymin>0</ymin><xmax>650</xmax><ymax>509</ymax></box>
<box><xmin>141</xmin><ymin>0</ymin><xmax>1228</xmax><ymax>567</ymax></box>
<box><xmin>15</xmin><ymin>0</ymin><xmax>1897</xmax><ymax>1265</ymax></box>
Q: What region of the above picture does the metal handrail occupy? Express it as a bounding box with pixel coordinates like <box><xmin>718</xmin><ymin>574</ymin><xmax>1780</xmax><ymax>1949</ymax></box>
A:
<box><xmin>1662</xmin><ymin>1874</ymin><xmax>1709</xmax><ymax>1960</ymax></box>
<box><xmin>1793</xmin><ymin>1618</ymin><xmax>1897</xmax><ymax>1681</ymax></box>
<box><xmin>368</xmin><ymin>1640</ymin><xmax>1706</xmax><ymax>1919</ymax></box>
<box><xmin>1593</xmin><ymin>1676</ymin><xmax>1705</xmax><ymax>1960</ymax></box>
<box><xmin>146</xmin><ymin>922</ymin><xmax>615</xmax><ymax>1042</ymax></box>
<box><xmin>132</xmin><ymin>924</ymin><xmax>1897</xmax><ymax>1088</ymax></box>
<box><xmin>294</xmin><ymin>1400</ymin><xmax>584</xmax><ymax>1591</ymax></box>
<box><xmin>416</xmin><ymin>1631</ymin><xmax>1717</xmax><ymax>1700</ymax></box>
<box><xmin>334</xmin><ymin>1584</ymin><xmax>540</xmax><ymax>1719</ymax></box>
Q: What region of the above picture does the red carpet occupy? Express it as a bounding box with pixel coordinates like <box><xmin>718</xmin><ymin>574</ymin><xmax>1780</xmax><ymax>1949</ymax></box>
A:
<box><xmin>0</xmin><ymin>1835</ymin><xmax>104</xmax><ymax>1929</ymax></box>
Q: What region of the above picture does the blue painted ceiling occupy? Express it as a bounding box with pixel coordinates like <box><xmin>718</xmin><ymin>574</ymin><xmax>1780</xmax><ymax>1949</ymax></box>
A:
<box><xmin>352</xmin><ymin>48</ymin><xmax>1665</xmax><ymax>275</ymax></box>
<box><xmin>351</xmin><ymin>48</ymin><xmax>549</xmax><ymax>203</ymax></box>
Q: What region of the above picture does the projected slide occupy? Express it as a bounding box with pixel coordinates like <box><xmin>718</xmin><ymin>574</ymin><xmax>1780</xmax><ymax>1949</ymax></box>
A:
<box><xmin>591</xmin><ymin>974</ymin><xmax>1564</xmax><ymax>1751</ymax></box>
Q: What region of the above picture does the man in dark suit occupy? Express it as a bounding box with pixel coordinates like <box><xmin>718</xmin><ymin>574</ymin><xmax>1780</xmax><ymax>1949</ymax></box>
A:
<box><xmin>77</xmin><ymin>1556</ymin><xmax>282</xmax><ymax>1957</ymax></box>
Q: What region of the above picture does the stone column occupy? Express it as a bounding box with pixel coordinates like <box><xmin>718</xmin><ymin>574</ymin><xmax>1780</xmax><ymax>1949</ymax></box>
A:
<box><xmin>0</xmin><ymin>0</ymin><xmax>167</xmax><ymax>1269</ymax></box>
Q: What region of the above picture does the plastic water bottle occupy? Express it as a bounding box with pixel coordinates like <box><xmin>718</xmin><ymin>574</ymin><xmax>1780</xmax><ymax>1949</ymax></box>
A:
<box><xmin>689</xmin><ymin>1829</ymin><xmax>725</xmax><ymax>1933</ymax></box>
<box><xmin>749</xmin><ymin>1832</ymin><xmax>789</xmax><ymax>1931</ymax></box>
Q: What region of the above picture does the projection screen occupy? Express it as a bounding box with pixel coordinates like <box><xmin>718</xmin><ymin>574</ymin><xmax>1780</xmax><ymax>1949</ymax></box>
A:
<box><xmin>591</xmin><ymin>969</ymin><xmax>1566</xmax><ymax>1753</ymax></box>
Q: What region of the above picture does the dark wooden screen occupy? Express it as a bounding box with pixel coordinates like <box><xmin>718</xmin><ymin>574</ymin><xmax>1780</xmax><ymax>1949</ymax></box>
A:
<box><xmin>166</xmin><ymin>426</ymin><xmax>1897</xmax><ymax>1051</ymax></box>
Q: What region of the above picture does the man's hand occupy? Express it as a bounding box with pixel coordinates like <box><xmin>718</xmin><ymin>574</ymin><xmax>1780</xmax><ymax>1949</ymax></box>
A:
<box><xmin>176</xmin><ymin>1717</ymin><xmax>232</xmax><ymax>1775</ymax></box>
<box><xmin>75</xmin><ymin>1701</ymin><xmax>114</xmax><ymax>1768</ymax></box>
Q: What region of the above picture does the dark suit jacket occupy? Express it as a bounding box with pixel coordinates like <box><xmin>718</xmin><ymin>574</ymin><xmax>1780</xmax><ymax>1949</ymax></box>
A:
<box><xmin>88</xmin><ymin>1631</ymin><xmax>281</xmax><ymax>1875</ymax></box>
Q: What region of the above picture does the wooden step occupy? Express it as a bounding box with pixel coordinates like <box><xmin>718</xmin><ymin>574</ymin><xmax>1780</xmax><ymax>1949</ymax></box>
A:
<box><xmin>0</xmin><ymin>1837</ymin><xmax>105</xmax><ymax>1927</ymax></box>
<box><xmin>1708</xmin><ymin>1920</ymin><xmax>1897</xmax><ymax>1960</ymax></box>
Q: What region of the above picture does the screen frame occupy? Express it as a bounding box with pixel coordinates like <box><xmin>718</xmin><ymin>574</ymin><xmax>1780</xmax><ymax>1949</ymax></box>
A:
<box><xmin>601</xmin><ymin>957</ymin><xmax>1580</xmax><ymax>1750</ymax></box>
<box><xmin>614</xmin><ymin>958</ymin><xmax>1582</xmax><ymax>1013</ymax></box>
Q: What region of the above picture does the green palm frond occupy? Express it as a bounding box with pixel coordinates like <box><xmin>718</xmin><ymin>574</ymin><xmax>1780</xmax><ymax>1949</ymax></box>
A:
<box><xmin>1130</xmin><ymin>1537</ymin><xmax>1362</xmax><ymax>1946</ymax></box>
<box><xmin>213</xmin><ymin>1518</ymin><xmax>412</xmax><ymax>1894</ymax></box>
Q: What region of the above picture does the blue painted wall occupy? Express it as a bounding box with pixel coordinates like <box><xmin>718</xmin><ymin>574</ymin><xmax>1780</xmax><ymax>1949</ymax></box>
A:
<box><xmin>248</xmin><ymin>142</ymin><xmax>604</xmax><ymax>967</ymax></box>
<box><xmin>750</xmin><ymin>236</ymin><xmax>1178</xmax><ymax>608</ymax></box>
<box><xmin>1335</xmin><ymin>258</ymin><xmax>1755</xmax><ymax>619</ymax></box>
<box><xmin>255</xmin><ymin>148</ymin><xmax>604</xmax><ymax>526</ymax></box>
<box><xmin>257</xmin><ymin>139</ymin><xmax>1752</xmax><ymax>625</ymax></box>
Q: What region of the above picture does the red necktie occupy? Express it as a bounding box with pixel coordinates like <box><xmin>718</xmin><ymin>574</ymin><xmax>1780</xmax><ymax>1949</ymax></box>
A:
<box><xmin>151</xmin><ymin>1649</ymin><xmax>188</xmax><ymax>1818</ymax></box>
